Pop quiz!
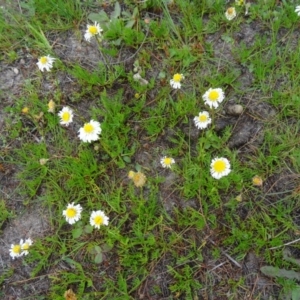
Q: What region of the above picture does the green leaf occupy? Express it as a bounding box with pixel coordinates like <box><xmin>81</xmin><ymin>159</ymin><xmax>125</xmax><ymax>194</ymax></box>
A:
<box><xmin>125</xmin><ymin>20</ymin><xmax>136</xmax><ymax>29</ymax></box>
<box><xmin>158</xmin><ymin>71</ymin><xmax>166</xmax><ymax>79</ymax></box>
<box><xmin>94</xmin><ymin>245</ymin><xmax>102</xmax><ymax>253</ymax></box>
<box><xmin>88</xmin><ymin>11</ymin><xmax>109</xmax><ymax>24</ymax></box>
<box><xmin>132</xmin><ymin>7</ymin><xmax>139</xmax><ymax>18</ymax></box>
<box><xmin>84</xmin><ymin>225</ymin><xmax>93</xmax><ymax>234</ymax></box>
<box><xmin>94</xmin><ymin>252</ymin><xmax>103</xmax><ymax>264</ymax></box>
<box><xmin>122</xmin><ymin>11</ymin><xmax>132</xmax><ymax>18</ymax></box>
<box><xmin>123</xmin><ymin>156</ymin><xmax>131</xmax><ymax>163</ymax></box>
<box><xmin>260</xmin><ymin>266</ymin><xmax>300</xmax><ymax>280</ymax></box>
<box><xmin>111</xmin><ymin>1</ymin><xmax>121</xmax><ymax>20</ymax></box>
<box><xmin>72</xmin><ymin>227</ymin><xmax>83</xmax><ymax>239</ymax></box>
<box><xmin>112</xmin><ymin>38</ymin><xmax>122</xmax><ymax>46</ymax></box>
<box><xmin>101</xmin><ymin>243</ymin><xmax>113</xmax><ymax>252</ymax></box>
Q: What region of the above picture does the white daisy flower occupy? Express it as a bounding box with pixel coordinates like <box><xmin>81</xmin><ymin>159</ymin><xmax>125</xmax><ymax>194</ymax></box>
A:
<box><xmin>90</xmin><ymin>210</ymin><xmax>109</xmax><ymax>229</ymax></box>
<box><xmin>37</xmin><ymin>55</ymin><xmax>55</xmax><ymax>72</ymax></box>
<box><xmin>84</xmin><ymin>22</ymin><xmax>103</xmax><ymax>42</ymax></box>
<box><xmin>160</xmin><ymin>156</ymin><xmax>175</xmax><ymax>169</ymax></box>
<box><xmin>225</xmin><ymin>7</ymin><xmax>236</xmax><ymax>20</ymax></box>
<box><xmin>78</xmin><ymin>120</ymin><xmax>102</xmax><ymax>143</ymax></box>
<box><xmin>170</xmin><ymin>73</ymin><xmax>184</xmax><ymax>89</ymax></box>
<box><xmin>210</xmin><ymin>157</ymin><xmax>231</xmax><ymax>179</ymax></box>
<box><xmin>20</xmin><ymin>238</ymin><xmax>33</xmax><ymax>256</ymax></box>
<box><xmin>58</xmin><ymin>106</ymin><xmax>74</xmax><ymax>126</ymax></box>
<box><xmin>63</xmin><ymin>203</ymin><xmax>83</xmax><ymax>225</ymax></box>
<box><xmin>9</xmin><ymin>243</ymin><xmax>22</xmax><ymax>259</ymax></box>
<box><xmin>296</xmin><ymin>6</ymin><xmax>300</xmax><ymax>16</ymax></box>
<box><xmin>202</xmin><ymin>88</ymin><xmax>225</xmax><ymax>109</ymax></box>
<box><xmin>193</xmin><ymin>111</ymin><xmax>212</xmax><ymax>129</ymax></box>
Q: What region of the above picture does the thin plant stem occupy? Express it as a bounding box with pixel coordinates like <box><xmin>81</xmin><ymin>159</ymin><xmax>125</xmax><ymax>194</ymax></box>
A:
<box><xmin>95</xmin><ymin>36</ymin><xmax>109</xmax><ymax>68</ymax></box>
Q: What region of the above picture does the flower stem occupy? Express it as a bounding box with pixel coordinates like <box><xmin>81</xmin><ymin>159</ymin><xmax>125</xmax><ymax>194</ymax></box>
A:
<box><xmin>95</xmin><ymin>36</ymin><xmax>109</xmax><ymax>68</ymax></box>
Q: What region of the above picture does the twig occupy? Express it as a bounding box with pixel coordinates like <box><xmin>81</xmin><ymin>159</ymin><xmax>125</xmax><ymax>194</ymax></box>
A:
<box><xmin>208</xmin><ymin>238</ymin><xmax>242</xmax><ymax>268</ymax></box>
<box><xmin>11</xmin><ymin>274</ymin><xmax>51</xmax><ymax>285</ymax></box>
<box><xmin>208</xmin><ymin>261</ymin><xmax>227</xmax><ymax>272</ymax></box>
<box><xmin>269</xmin><ymin>237</ymin><xmax>300</xmax><ymax>250</ymax></box>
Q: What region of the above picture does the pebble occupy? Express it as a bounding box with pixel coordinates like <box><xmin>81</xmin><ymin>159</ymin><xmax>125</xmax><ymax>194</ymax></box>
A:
<box><xmin>226</xmin><ymin>104</ymin><xmax>243</xmax><ymax>116</ymax></box>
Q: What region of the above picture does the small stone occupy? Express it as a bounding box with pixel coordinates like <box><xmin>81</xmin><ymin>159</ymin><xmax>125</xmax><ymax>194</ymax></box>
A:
<box><xmin>13</xmin><ymin>68</ymin><xmax>19</xmax><ymax>74</ymax></box>
<box><xmin>226</xmin><ymin>104</ymin><xmax>243</xmax><ymax>116</ymax></box>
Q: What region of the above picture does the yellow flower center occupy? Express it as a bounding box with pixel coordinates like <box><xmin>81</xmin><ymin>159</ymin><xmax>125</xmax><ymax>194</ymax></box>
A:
<box><xmin>213</xmin><ymin>160</ymin><xmax>226</xmax><ymax>173</ymax></box>
<box><xmin>12</xmin><ymin>245</ymin><xmax>21</xmax><ymax>254</ymax></box>
<box><xmin>199</xmin><ymin>114</ymin><xmax>208</xmax><ymax>122</ymax></box>
<box><xmin>22</xmin><ymin>243</ymin><xmax>29</xmax><ymax>250</ymax></box>
<box><xmin>40</xmin><ymin>57</ymin><xmax>48</xmax><ymax>64</ymax></box>
<box><xmin>227</xmin><ymin>8</ymin><xmax>234</xmax><ymax>15</ymax></box>
<box><xmin>61</xmin><ymin>112</ymin><xmax>71</xmax><ymax>122</ymax></box>
<box><xmin>252</xmin><ymin>176</ymin><xmax>263</xmax><ymax>186</ymax></box>
<box><xmin>94</xmin><ymin>215</ymin><xmax>104</xmax><ymax>226</ymax></box>
<box><xmin>208</xmin><ymin>90</ymin><xmax>219</xmax><ymax>101</ymax></box>
<box><xmin>134</xmin><ymin>173</ymin><xmax>142</xmax><ymax>181</ymax></box>
<box><xmin>66</xmin><ymin>208</ymin><xmax>77</xmax><ymax>218</ymax></box>
<box><xmin>164</xmin><ymin>158</ymin><xmax>172</xmax><ymax>165</ymax></box>
<box><xmin>22</xmin><ymin>107</ymin><xmax>29</xmax><ymax>114</ymax></box>
<box><xmin>88</xmin><ymin>26</ymin><xmax>98</xmax><ymax>35</ymax></box>
<box><xmin>173</xmin><ymin>73</ymin><xmax>182</xmax><ymax>82</ymax></box>
<box><xmin>132</xmin><ymin>172</ymin><xmax>146</xmax><ymax>187</ymax></box>
<box><xmin>84</xmin><ymin>123</ymin><xmax>94</xmax><ymax>133</ymax></box>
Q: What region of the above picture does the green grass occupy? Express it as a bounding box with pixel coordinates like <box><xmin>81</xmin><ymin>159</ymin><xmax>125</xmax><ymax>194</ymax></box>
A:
<box><xmin>1</xmin><ymin>0</ymin><xmax>300</xmax><ymax>299</ymax></box>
